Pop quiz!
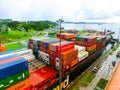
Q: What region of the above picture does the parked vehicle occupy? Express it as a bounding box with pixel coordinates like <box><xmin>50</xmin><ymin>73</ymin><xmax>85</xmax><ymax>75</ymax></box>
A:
<box><xmin>116</xmin><ymin>51</ymin><xmax>120</xmax><ymax>57</ymax></box>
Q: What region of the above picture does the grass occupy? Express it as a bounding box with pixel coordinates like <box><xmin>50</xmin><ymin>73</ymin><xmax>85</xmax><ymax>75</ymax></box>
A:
<box><xmin>95</xmin><ymin>78</ymin><xmax>108</xmax><ymax>90</ymax></box>
<box><xmin>109</xmin><ymin>44</ymin><xmax>119</xmax><ymax>55</ymax></box>
<box><xmin>72</xmin><ymin>86</ymin><xmax>80</xmax><ymax>90</ymax></box>
<box><xmin>6</xmin><ymin>42</ymin><xmax>25</xmax><ymax>51</ymax></box>
<box><xmin>1</xmin><ymin>29</ymin><xmax>45</xmax><ymax>44</ymax></box>
<box><xmin>1</xmin><ymin>29</ymin><xmax>46</xmax><ymax>51</ymax></box>
<box><xmin>78</xmin><ymin>30</ymin><xmax>89</xmax><ymax>35</ymax></box>
<box><xmin>72</xmin><ymin>72</ymin><xmax>95</xmax><ymax>90</ymax></box>
<box><xmin>109</xmin><ymin>51</ymin><xmax>113</xmax><ymax>55</ymax></box>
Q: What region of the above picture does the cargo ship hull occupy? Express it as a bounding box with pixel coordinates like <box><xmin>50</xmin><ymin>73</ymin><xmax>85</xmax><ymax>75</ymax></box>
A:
<box><xmin>46</xmin><ymin>47</ymin><xmax>105</xmax><ymax>90</ymax></box>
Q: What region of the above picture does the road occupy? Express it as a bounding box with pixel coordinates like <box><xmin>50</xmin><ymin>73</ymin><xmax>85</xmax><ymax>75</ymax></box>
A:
<box><xmin>86</xmin><ymin>46</ymin><xmax>120</xmax><ymax>90</ymax></box>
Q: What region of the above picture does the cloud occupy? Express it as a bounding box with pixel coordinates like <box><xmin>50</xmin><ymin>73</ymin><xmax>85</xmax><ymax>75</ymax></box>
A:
<box><xmin>0</xmin><ymin>0</ymin><xmax>120</xmax><ymax>22</ymax></box>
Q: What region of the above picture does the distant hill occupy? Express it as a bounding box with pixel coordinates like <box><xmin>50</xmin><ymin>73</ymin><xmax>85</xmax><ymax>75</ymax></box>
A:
<box><xmin>64</xmin><ymin>22</ymin><xmax>107</xmax><ymax>24</ymax></box>
<box><xmin>0</xmin><ymin>19</ymin><xmax>12</xmax><ymax>22</ymax></box>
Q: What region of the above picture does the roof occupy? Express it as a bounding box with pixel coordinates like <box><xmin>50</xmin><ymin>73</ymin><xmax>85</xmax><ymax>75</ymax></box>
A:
<box><xmin>106</xmin><ymin>61</ymin><xmax>120</xmax><ymax>90</ymax></box>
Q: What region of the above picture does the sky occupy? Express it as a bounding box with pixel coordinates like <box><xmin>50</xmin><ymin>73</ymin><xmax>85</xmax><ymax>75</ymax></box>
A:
<box><xmin>0</xmin><ymin>0</ymin><xmax>120</xmax><ymax>22</ymax></box>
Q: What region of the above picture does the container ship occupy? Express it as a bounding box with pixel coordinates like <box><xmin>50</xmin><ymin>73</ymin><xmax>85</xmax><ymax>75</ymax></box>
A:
<box><xmin>0</xmin><ymin>32</ymin><xmax>110</xmax><ymax>90</ymax></box>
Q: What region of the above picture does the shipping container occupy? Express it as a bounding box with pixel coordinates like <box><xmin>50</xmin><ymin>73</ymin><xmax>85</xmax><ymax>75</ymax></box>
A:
<box><xmin>83</xmin><ymin>36</ymin><xmax>97</xmax><ymax>43</ymax></box>
<box><xmin>0</xmin><ymin>70</ymin><xmax>29</xmax><ymax>90</ymax></box>
<box><xmin>6</xmin><ymin>78</ymin><xmax>30</xmax><ymax>90</ymax></box>
<box><xmin>88</xmin><ymin>48</ymin><xmax>96</xmax><ymax>54</ymax></box>
<box><xmin>0</xmin><ymin>45</ymin><xmax>6</xmax><ymax>52</ymax></box>
<box><xmin>0</xmin><ymin>56</ymin><xmax>28</xmax><ymax>80</ymax></box>
<box><xmin>49</xmin><ymin>41</ymin><xmax>67</xmax><ymax>51</ymax></box>
<box><xmin>51</xmin><ymin>41</ymin><xmax>75</xmax><ymax>53</ymax></box>
<box><xmin>86</xmin><ymin>44</ymin><xmax>96</xmax><ymax>51</ymax></box>
<box><xmin>40</xmin><ymin>38</ymin><xmax>60</xmax><ymax>49</ymax></box>
<box><xmin>0</xmin><ymin>51</ymin><xmax>13</xmax><ymax>55</ymax></box>
<box><xmin>15</xmin><ymin>49</ymin><xmax>33</xmax><ymax>56</ymax></box>
<box><xmin>22</xmin><ymin>55</ymin><xmax>35</xmax><ymax>62</ymax></box>
<box><xmin>70</xmin><ymin>58</ymin><xmax>79</xmax><ymax>67</ymax></box>
<box><xmin>55</xmin><ymin>49</ymin><xmax>78</xmax><ymax>71</ymax></box>
<box><xmin>23</xmin><ymin>86</ymin><xmax>31</xmax><ymax>90</ymax></box>
<box><xmin>97</xmin><ymin>37</ymin><xmax>103</xmax><ymax>43</ymax></box>
<box><xmin>57</xmin><ymin>33</ymin><xmax>75</xmax><ymax>39</ymax></box>
<box><xmin>38</xmin><ymin>51</ymin><xmax>51</xmax><ymax>65</ymax></box>
<box><xmin>0</xmin><ymin>54</ymin><xmax>18</xmax><ymax>60</ymax></box>
<box><xmin>75</xmin><ymin>35</ymin><xmax>84</xmax><ymax>41</ymax></box>
<box><xmin>75</xmin><ymin>45</ymin><xmax>85</xmax><ymax>53</ymax></box>
<box><xmin>28</xmin><ymin>37</ymin><xmax>51</xmax><ymax>50</ymax></box>
<box><xmin>78</xmin><ymin>51</ymin><xmax>89</xmax><ymax>61</ymax></box>
<box><xmin>30</xmin><ymin>66</ymin><xmax>57</xmax><ymax>88</ymax></box>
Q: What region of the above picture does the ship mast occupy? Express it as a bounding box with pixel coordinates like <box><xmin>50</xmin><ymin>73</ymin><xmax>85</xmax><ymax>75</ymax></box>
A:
<box><xmin>56</xmin><ymin>18</ymin><xmax>64</xmax><ymax>90</ymax></box>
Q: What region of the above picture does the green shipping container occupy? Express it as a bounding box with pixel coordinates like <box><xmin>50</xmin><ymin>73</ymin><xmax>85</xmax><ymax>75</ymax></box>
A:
<box><xmin>0</xmin><ymin>69</ymin><xmax>29</xmax><ymax>90</ymax></box>
<box><xmin>89</xmin><ymin>48</ymin><xmax>96</xmax><ymax>54</ymax></box>
<box><xmin>75</xmin><ymin>36</ymin><xmax>83</xmax><ymax>41</ymax></box>
<box><xmin>102</xmin><ymin>40</ymin><xmax>106</xmax><ymax>43</ymax></box>
<box><xmin>97</xmin><ymin>38</ymin><xmax>103</xmax><ymax>43</ymax></box>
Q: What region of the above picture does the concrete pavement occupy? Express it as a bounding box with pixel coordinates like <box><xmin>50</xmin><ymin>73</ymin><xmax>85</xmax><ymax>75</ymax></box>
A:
<box><xmin>86</xmin><ymin>45</ymin><xmax>120</xmax><ymax>90</ymax></box>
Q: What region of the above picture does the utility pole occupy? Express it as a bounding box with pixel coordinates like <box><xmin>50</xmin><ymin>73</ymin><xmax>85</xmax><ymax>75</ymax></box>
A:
<box><xmin>118</xmin><ymin>29</ymin><xmax>120</xmax><ymax>43</ymax></box>
<box><xmin>56</xmin><ymin>18</ymin><xmax>64</xmax><ymax>90</ymax></box>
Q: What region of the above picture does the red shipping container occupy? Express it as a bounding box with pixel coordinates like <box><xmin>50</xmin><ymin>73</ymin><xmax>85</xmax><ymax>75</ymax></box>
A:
<box><xmin>29</xmin><ymin>38</ymin><xmax>33</xmax><ymax>43</ymax></box>
<box><xmin>0</xmin><ymin>55</ymin><xmax>22</xmax><ymax>64</ymax></box>
<box><xmin>24</xmin><ymin>86</ymin><xmax>31</xmax><ymax>90</ymax></box>
<box><xmin>56</xmin><ymin>42</ymin><xmax>74</xmax><ymax>53</ymax></box>
<box><xmin>30</xmin><ymin>66</ymin><xmax>57</xmax><ymax>88</ymax></box>
<box><xmin>51</xmin><ymin>56</ymin><xmax>57</xmax><ymax>65</ymax></box>
<box><xmin>55</xmin><ymin>49</ymin><xmax>78</xmax><ymax>72</ymax></box>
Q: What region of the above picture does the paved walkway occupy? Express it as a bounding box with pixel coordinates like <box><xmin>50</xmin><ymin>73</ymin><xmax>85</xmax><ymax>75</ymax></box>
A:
<box><xmin>86</xmin><ymin>46</ymin><xmax>120</xmax><ymax>90</ymax></box>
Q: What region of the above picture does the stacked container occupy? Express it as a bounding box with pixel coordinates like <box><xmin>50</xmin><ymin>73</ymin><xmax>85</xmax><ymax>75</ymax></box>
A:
<box><xmin>48</xmin><ymin>40</ymin><xmax>78</xmax><ymax>71</ymax></box>
<box><xmin>75</xmin><ymin>35</ymin><xmax>97</xmax><ymax>54</ymax></box>
<box><xmin>55</xmin><ymin>49</ymin><xmax>78</xmax><ymax>71</ymax></box>
<box><xmin>78</xmin><ymin>51</ymin><xmax>89</xmax><ymax>62</ymax></box>
<box><xmin>86</xmin><ymin>34</ymin><xmax>107</xmax><ymax>50</ymax></box>
<box><xmin>28</xmin><ymin>37</ymin><xmax>50</xmax><ymax>52</ymax></box>
<box><xmin>0</xmin><ymin>54</ymin><xmax>30</xmax><ymax>90</ymax></box>
<box><xmin>96</xmin><ymin>37</ymin><xmax>103</xmax><ymax>50</ymax></box>
<box><xmin>75</xmin><ymin>45</ymin><xmax>89</xmax><ymax>62</ymax></box>
<box><xmin>56</xmin><ymin>33</ymin><xmax>76</xmax><ymax>40</ymax></box>
<box><xmin>38</xmin><ymin>38</ymin><xmax>60</xmax><ymax>65</ymax></box>
<box><xmin>97</xmin><ymin>36</ymin><xmax>106</xmax><ymax>47</ymax></box>
<box><xmin>30</xmin><ymin>66</ymin><xmax>57</xmax><ymax>90</ymax></box>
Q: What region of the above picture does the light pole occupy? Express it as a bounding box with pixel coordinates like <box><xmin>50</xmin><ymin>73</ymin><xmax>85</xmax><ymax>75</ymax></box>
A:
<box><xmin>56</xmin><ymin>18</ymin><xmax>64</xmax><ymax>90</ymax></box>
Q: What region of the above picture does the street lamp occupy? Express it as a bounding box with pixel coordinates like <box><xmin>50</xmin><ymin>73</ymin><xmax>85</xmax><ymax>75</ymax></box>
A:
<box><xmin>56</xmin><ymin>18</ymin><xmax>64</xmax><ymax>90</ymax></box>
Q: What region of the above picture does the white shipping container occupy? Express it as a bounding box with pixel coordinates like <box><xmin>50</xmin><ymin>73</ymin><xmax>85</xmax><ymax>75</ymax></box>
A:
<box><xmin>21</xmin><ymin>55</ymin><xmax>35</xmax><ymax>62</ymax></box>
<box><xmin>55</xmin><ymin>58</ymin><xmax>60</xmax><ymax>70</ymax></box>
<box><xmin>0</xmin><ymin>49</ymin><xmax>33</xmax><ymax>58</ymax></box>
<box><xmin>15</xmin><ymin>49</ymin><xmax>33</xmax><ymax>56</ymax></box>
<box><xmin>38</xmin><ymin>51</ymin><xmax>50</xmax><ymax>65</ymax></box>
<box><xmin>78</xmin><ymin>51</ymin><xmax>88</xmax><ymax>62</ymax></box>
<box><xmin>75</xmin><ymin>45</ymin><xmax>85</xmax><ymax>53</ymax></box>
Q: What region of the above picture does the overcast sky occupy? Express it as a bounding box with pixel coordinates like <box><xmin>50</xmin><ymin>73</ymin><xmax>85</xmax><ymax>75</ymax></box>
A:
<box><xmin>0</xmin><ymin>0</ymin><xmax>120</xmax><ymax>22</ymax></box>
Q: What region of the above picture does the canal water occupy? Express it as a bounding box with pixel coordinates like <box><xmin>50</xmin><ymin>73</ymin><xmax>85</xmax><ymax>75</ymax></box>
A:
<box><xmin>62</xmin><ymin>23</ymin><xmax>120</xmax><ymax>39</ymax></box>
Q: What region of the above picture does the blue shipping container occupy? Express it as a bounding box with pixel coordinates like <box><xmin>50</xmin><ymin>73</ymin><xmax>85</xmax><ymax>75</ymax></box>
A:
<box><xmin>0</xmin><ymin>54</ymin><xmax>18</xmax><ymax>61</ymax></box>
<box><xmin>45</xmin><ymin>39</ymin><xmax>60</xmax><ymax>49</ymax></box>
<box><xmin>0</xmin><ymin>58</ymin><xmax>28</xmax><ymax>80</ymax></box>
<box><xmin>0</xmin><ymin>51</ymin><xmax>13</xmax><ymax>55</ymax></box>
